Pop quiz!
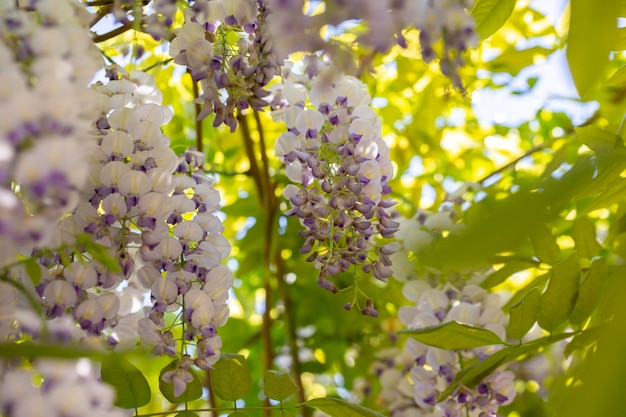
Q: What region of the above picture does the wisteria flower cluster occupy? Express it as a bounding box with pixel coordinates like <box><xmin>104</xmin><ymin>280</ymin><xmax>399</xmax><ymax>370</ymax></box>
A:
<box><xmin>261</xmin><ymin>0</ymin><xmax>477</xmax><ymax>86</ymax></box>
<box><xmin>375</xmin><ymin>280</ymin><xmax>513</xmax><ymax>417</ymax></box>
<box><xmin>1</xmin><ymin>67</ymin><xmax>233</xmax><ymax>403</ymax></box>
<box><xmin>0</xmin><ymin>0</ymin><xmax>102</xmax><ymax>266</ymax></box>
<box><xmin>356</xmin><ymin>207</ymin><xmax>516</xmax><ymax>416</ymax></box>
<box><xmin>81</xmin><ymin>66</ymin><xmax>231</xmax><ymax>390</ymax></box>
<box><xmin>169</xmin><ymin>0</ymin><xmax>283</xmax><ymax>130</ymax></box>
<box><xmin>272</xmin><ymin>61</ymin><xmax>399</xmax><ymax>303</ymax></box>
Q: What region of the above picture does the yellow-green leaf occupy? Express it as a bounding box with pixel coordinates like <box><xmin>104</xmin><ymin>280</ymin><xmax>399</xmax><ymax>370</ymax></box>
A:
<box><xmin>398</xmin><ymin>320</ymin><xmax>506</xmax><ymax>350</ymax></box>
<box><xmin>264</xmin><ymin>370</ymin><xmax>299</xmax><ymax>401</ymax></box>
<box><xmin>470</xmin><ymin>0</ymin><xmax>516</xmax><ymax>39</ymax></box>
<box><xmin>570</xmin><ymin>258</ymin><xmax>607</xmax><ymax>325</ymax></box>
<box><xmin>566</xmin><ymin>0</ymin><xmax>618</xmax><ymax>97</ymax></box>
<box><xmin>530</xmin><ymin>224</ymin><xmax>560</xmax><ymax>263</ymax></box>
<box><xmin>507</xmin><ymin>287</ymin><xmax>541</xmax><ymax>340</ymax></box>
<box><xmin>101</xmin><ymin>355</ymin><xmax>151</xmax><ymax>409</ymax></box>
<box><xmin>211</xmin><ymin>353</ymin><xmax>251</xmax><ymax>401</ymax></box>
<box><xmin>481</xmin><ymin>260</ymin><xmax>535</xmax><ymax>289</ymax></box>
<box><xmin>305</xmin><ymin>397</ymin><xmax>386</xmax><ymax>417</ymax></box>
<box><xmin>571</xmin><ymin>217</ymin><xmax>601</xmax><ymax>263</ymax></box>
<box><xmin>537</xmin><ymin>253</ymin><xmax>580</xmax><ymax>331</ymax></box>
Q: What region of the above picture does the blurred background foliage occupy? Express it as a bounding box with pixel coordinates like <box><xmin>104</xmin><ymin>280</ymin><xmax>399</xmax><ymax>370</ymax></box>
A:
<box><xmin>93</xmin><ymin>0</ymin><xmax>626</xmax><ymax>415</ymax></box>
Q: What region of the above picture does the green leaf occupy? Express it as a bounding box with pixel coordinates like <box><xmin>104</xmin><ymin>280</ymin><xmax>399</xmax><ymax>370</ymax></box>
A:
<box><xmin>564</xmin><ymin>326</ymin><xmax>603</xmax><ymax>357</ymax></box>
<box><xmin>304</xmin><ymin>397</ymin><xmax>386</xmax><ymax>417</ymax></box>
<box><xmin>159</xmin><ymin>360</ymin><xmax>203</xmax><ymax>404</ymax></box>
<box><xmin>487</xmin><ymin>46</ymin><xmax>555</xmax><ymax>76</ymax></box>
<box><xmin>504</xmin><ymin>272</ymin><xmax>550</xmax><ymax>309</ymax></box>
<box><xmin>481</xmin><ymin>260</ymin><xmax>535</xmax><ymax>289</ymax></box>
<box><xmin>567</xmin><ymin>0</ymin><xmax>618</xmax><ymax>97</ymax></box>
<box><xmin>529</xmin><ymin>224</ymin><xmax>560</xmax><ymax>263</ymax></box>
<box><xmin>580</xmin><ymin>178</ymin><xmax>626</xmax><ymax>215</ymax></box>
<box><xmin>571</xmin><ymin>217</ymin><xmax>601</xmax><ymax>263</ymax></box>
<box><xmin>507</xmin><ymin>287</ymin><xmax>541</xmax><ymax>340</ymax></box>
<box><xmin>470</xmin><ymin>0</ymin><xmax>516</xmax><ymax>38</ymax></box>
<box><xmin>537</xmin><ymin>253</ymin><xmax>581</xmax><ymax>331</ymax></box>
<box><xmin>417</xmin><ymin>189</ymin><xmax>548</xmax><ymax>270</ymax></box>
<box><xmin>264</xmin><ymin>370</ymin><xmax>299</xmax><ymax>401</ymax></box>
<box><xmin>398</xmin><ymin>321</ymin><xmax>506</xmax><ymax>350</ymax></box>
<box><xmin>211</xmin><ymin>353</ymin><xmax>251</xmax><ymax>401</ymax></box>
<box><xmin>576</xmin><ymin>126</ymin><xmax>622</xmax><ymax>156</ymax></box>
<box><xmin>23</xmin><ymin>257</ymin><xmax>42</xmax><ymax>285</ymax></box>
<box><xmin>175</xmin><ymin>412</ymin><xmax>200</xmax><ymax>417</ymax></box>
<box><xmin>438</xmin><ymin>332</ymin><xmax>574</xmax><ymax>401</ymax></box>
<box><xmin>76</xmin><ymin>234</ymin><xmax>122</xmax><ymax>273</ymax></box>
<box><xmin>569</xmin><ymin>258</ymin><xmax>607</xmax><ymax>325</ymax></box>
<box><xmin>227</xmin><ymin>412</ymin><xmax>250</xmax><ymax>417</ymax></box>
<box><xmin>0</xmin><ymin>342</ymin><xmax>105</xmax><ymax>359</ymax></box>
<box><xmin>606</xmin><ymin>64</ymin><xmax>626</xmax><ymax>87</ymax></box>
<box><xmin>101</xmin><ymin>355</ymin><xmax>151</xmax><ymax>409</ymax></box>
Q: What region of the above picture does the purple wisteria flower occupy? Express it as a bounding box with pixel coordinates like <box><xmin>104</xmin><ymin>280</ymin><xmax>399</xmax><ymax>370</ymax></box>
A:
<box><xmin>272</xmin><ymin>60</ymin><xmax>400</xmax><ymax>307</ymax></box>
<box><xmin>169</xmin><ymin>0</ymin><xmax>283</xmax><ymax>131</ymax></box>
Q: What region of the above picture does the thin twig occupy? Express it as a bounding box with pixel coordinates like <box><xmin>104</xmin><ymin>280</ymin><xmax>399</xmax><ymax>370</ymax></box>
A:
<box><xmin>92</xmin><ymin>20</ymin><xmax>136</xmax><ymax>43</ymax></box>
<box><xmin>83</xmin><ymin>0</ymin><xmax>114</xmax><ymax>6</ymax></box>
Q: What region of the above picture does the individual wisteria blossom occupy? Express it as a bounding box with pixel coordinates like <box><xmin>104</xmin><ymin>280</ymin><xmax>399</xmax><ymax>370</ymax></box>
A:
<box><xmin>168</xmin><ymin>0</ymin><xmax>283</xmax><ymax>130</ymax></box>
<box><xmin>0</xmin><ymin>0</ymin><xmax>102</xmax><ymax>265</ymax></box>
<box><xmin>272</xmin><ymin>59</ymin><xmax>399</xmax><ymax>306</ymax></box>
<box><xmin>370</xmin><ymin>278</ymin><xmax>514</xmax><ymax>417</ymax></box>
<box><xmin>0</xmin><ymin>359</ymin><xmax>127</xmax><ymax>417</ymax></box>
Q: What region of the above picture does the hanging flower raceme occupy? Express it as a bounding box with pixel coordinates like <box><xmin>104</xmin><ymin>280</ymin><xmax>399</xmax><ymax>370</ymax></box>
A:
<box><xmin>0</xmin><ymin>0</ymin><xmax>102</xmax><ymax>265</ymax></box>
<box><xmin>370</xmin><ymin>280</ymin><xmax>514</xmax><ymax>417</ymax></box>
<box><xmin>7</xmin><ymin>67</ymin><xmax>235</xmax><ymax>398</ymax></box>
<box><xmin>365</xmin><ymin>207</ymin><xmax>517</xmax><ymax>416</ymax></box>
<box><xmin>168</xmin><ymin>0</ymin><xmax>283</xmax><ymax>131</ymax></box>
<box><xmin>272</xmin><ymin>61</ymin><xmax>399</xmax><ymax>304</ymax></box>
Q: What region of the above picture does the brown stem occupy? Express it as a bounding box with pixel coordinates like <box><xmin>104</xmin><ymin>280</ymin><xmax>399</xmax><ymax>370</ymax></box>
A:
<box><xmin>89</xmin><ymin>4</ymin><xmax>113</xmax><ymax>28</ymax></box>
<box><xmin>190</xmin><ymin>72</ymin><xmax>204</xmax><ymax>153</ymax></box>
<box><xmin>238</xmin><ymin>111</ymin><xmax>277</xmax><ymax>417</ymax></box>
<box><xmin>205</xmin><ymin>370</ymin><xmax>218</xmax><ymax>417</ymax></box>
<box><xmin>237</xmin><ymin>112</ymin><xmax>265</xmax><ymax>199</ymax></box>
<box><xmin>83</xmin><ymin>0</ymin><xmax>114</xmax><ymax>6</ymax></box>
<box><xmin>254</xmin><ymin>110</ymin><xmax>273</xmax><ymax>200</ymax></box>
<box><xmin>274</xmin><ymin>252</ymin><xmax>309</xmax><ymax>414</ymax></box>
